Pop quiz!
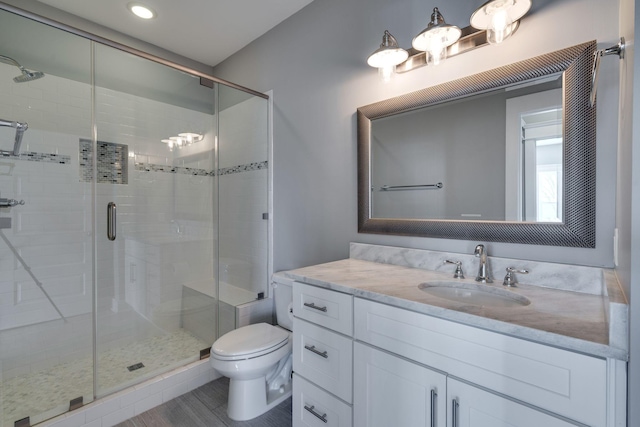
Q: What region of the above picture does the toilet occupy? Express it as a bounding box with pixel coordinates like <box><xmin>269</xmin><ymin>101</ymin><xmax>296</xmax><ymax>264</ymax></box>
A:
<box><xmin>210</xmin><ymin>273</ymin><xmax>293</xmax><ymax>421</ymax></box>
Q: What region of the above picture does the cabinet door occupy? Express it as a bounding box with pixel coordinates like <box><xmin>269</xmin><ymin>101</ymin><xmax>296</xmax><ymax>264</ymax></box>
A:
<box><xmin>354</xmin><ymin>342</ymin><xmax>446</xmax><ymax>427</ymax></box>
<box><xmin>447</xmin><ymin>378</ymin><xmax>575</xmax><ymax>427</ymax></box>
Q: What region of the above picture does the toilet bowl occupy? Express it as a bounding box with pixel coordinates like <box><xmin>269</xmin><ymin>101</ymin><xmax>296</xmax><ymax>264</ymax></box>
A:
<box><xmin>210</xmin><ymin>274</ymin><xmax>294</xmax><ymax>421</ymax></box>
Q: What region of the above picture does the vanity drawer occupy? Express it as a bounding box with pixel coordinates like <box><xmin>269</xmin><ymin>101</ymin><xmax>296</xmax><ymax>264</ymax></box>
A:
<box><xmin>293</xmin><ymin>374</ymin><xmax>352</xmax><ymax>427</ymax></box>
<box><xmin>293</xmin><ymin>282</ymin><xmax>353</xmax><ymax>336</ymax></box>
<box><xmin>354</xmin><ymin>298</ymin><xmax>607</xmax><ymax>427</ymax></box>
<box><xmin>293</xmin><ymin>317</ymin><xmax>353</xmax><ymax>403</ymax></box>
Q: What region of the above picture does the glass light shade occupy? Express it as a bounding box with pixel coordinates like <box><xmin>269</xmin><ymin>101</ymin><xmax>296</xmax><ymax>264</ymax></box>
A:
<box><xmin>378</xmin><ymin>65</ymin><xmax>396</xmax><ymax>83</ymax></box>
<box><xmin>412</xmin><ymin>8</ymin><xmax>461</xmax><ymax>66</ymax></box>
<box><xmin>367</xmin><ymin>30</ymin><xmax>408</xmax><ymax>83</ymax></box>
<box><xmin>470</xmin><ymin>0</ymin><xmax>531</xmax><ymax>44</ymax></box>
<box><xmin>367</xmin><ymin>48</ymin><xmax>409</xmax><ymax>69</ymax></box>
<box><xmin>412</xmin><ymin>26</ymin><xmax>461</xmax><ymax>66</ymax></box>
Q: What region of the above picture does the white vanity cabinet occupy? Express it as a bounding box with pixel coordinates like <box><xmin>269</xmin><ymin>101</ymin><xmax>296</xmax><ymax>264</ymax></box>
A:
<box><xmin>354</xmin><ymin>342</ymin><xmax>446</xmax><ymax>427</ymax></box>
<box><xmin>354</xmin><ymin>297</ymin><xmax>617</xmax><ymax>427</ymax></box>
<box><xmin>289</xmin><ymin>279</ymin><xmax>625</xmax><ymax>427</ymax></box>
<box><xmin>292</xmin><ymin>282</ymin><xmax>354</xmax><ymax>427</ymax></box>
<box><xmin>447</xmin><ymin>378</ymin><xmax>575</xmax><ymax>427</ymax></box>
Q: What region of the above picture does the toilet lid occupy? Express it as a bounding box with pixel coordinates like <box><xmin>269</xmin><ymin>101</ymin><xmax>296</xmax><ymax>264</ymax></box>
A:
<box><xmin>211</xmin><ymin>323</ymin><xmax>289</xmax><ymax>359</ymax></box>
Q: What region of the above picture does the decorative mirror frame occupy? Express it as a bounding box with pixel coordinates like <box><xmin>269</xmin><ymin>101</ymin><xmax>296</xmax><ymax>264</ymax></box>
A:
<box><xmin>357</xmin><ymin>41</ymin><xmax>596</xmax><ymax>247</ymax></box>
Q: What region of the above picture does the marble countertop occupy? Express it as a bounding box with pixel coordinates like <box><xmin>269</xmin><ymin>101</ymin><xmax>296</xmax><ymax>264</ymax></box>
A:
<box><xmin>284</xmin><ymin>258</ymin><xmax>628</xmax><ymax>360</ymax></box>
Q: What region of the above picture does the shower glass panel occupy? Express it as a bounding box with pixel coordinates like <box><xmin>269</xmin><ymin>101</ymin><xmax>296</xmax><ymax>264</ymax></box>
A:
<box><xmin>217</xmin><ymin>85</ymin><xmax>269</xmax><ymax>336</ymax></box>
<box><xmin>0</xmin><ymin>9</ymin><xmax>94</xmax><ymax>426</ymax></box>
<box><xmin>93</xmin><ymin>44</ymin><xmax>217</xmax><ymax>396</ymax></box>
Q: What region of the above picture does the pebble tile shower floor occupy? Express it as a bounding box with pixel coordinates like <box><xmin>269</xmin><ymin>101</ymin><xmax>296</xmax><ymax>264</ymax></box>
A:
<box><xmin>1</xmin><ymin>329</ymin><xmax>208</xmax><ymax>427</ymax></box>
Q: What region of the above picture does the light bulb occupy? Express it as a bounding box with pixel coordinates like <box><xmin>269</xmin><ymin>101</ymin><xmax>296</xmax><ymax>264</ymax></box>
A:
<box><xmin>425</xmin><ymin>35</ymin><xmax>447</xmax><ymax>66</ymax></box>
<box><xmin>487</xmin><ymin>9</ymin><xmax>513</xmax><ymax>44</ymax></box>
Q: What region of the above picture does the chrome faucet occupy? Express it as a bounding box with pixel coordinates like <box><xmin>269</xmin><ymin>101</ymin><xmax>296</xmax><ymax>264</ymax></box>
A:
<box><xmin>474</xmin><ymin>244</ymin><xmax>492</xmax><ymax>283</ymax></box>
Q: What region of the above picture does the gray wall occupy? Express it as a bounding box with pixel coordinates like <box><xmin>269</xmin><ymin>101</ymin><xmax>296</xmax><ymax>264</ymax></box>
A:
<box><xmin>213</xmin><ymin>0</ymin><xmax>620</xmax><ymax>270</ymax></box>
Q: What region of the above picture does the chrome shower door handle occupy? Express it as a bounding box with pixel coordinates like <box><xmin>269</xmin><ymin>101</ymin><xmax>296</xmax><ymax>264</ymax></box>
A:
<box><xmin>452</xmin><ymin>398</ymin><xmax>459</xmax><ymax>427</ymax></box>
<box><xmin>107</xmin><ymin>202</ymin><xmax>116</xmax><ymax>241</ymax></box>
<box><xmin>431</xmin><ymin>389</ymin><xmax>437</xmax><ymax>427</ymax></box>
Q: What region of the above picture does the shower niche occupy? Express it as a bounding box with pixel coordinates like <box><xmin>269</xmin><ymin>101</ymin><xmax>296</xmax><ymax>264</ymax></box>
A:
<box><xmin>0</xmin><ymin>7</ymin><xmax>269</xmax><ymax>427</ymax></box>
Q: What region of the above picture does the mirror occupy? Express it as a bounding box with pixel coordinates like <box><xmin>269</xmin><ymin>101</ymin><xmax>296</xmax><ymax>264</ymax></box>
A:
<box><xmin>357</xmin><ymin>41</ymin><xmax>596</xmax><ymax>247</ymax></box>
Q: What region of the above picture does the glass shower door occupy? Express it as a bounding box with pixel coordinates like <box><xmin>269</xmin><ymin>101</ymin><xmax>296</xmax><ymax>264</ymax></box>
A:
<box><xmin>217</xmin><ymin>85</ymin><xmax>269</xmax><ymax>336</ymax></box>
<box><xmin>0</xmin><ymin>9</ymin><xmax>95</xmax><ymax>426</ymax></box>
<box><xmin>93</xmin><ymin>44</ymin><xmax>217</xmax><ymax>396</ymax></box>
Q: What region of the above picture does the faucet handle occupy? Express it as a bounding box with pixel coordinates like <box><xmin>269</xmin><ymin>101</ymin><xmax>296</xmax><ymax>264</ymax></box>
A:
<box><xmin>444</xmin><ymin>260</ymin><xmax>464</xmax><ymax>279</ymax></box>
<box><xmin>503</xmin><ymin>267</ymin><xmax>529</xmax><ymax>287</ymax></box>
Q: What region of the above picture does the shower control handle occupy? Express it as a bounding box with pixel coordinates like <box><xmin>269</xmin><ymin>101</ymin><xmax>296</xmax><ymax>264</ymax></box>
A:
<box><xmin>107</xmin><ymin>202</ymin><xmax>116</xmax><ymax>241</ymax></box>
<box><xmin>0</xmin><ymin>198</ymin><xmax>24</xmax><ymax>207</ymax></box>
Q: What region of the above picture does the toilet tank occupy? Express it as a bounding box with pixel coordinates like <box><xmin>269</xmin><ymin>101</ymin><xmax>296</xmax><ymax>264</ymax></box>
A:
<box><xmin>272</xmin><ymin>272</ymin><xmax>294</xmax><ymax>331</ymax></box>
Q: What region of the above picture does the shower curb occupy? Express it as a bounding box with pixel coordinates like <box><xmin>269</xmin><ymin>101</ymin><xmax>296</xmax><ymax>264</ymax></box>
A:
<box><xmin>38</xmin><ymin>359</ymin><xmax>219</xmax><ymax>427</ymax></box>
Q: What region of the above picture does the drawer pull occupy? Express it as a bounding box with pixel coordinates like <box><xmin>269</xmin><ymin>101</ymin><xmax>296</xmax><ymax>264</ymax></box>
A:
<box><xmin>452</xmin><ymin>398</ymin><xmax>459</xmax><ymax>427</ymax></box>
<box><xmin>304</xmin><ymin>404</ymin><xmax>328</xmax><ymax>423</ymax></box>
<box><xmin>431</xmin><ymin>389</ymin><xmax>437</xmax><ymax>427</ymax></box>
<box><xmin>303</xmin><ymin>301</ymin><xmax>328</xmax><ymax>312</ymax></box>
<box><xmin>304</xmin><ymin>344</ymin><xmax>328</xmax><ymax>358</ymax></box>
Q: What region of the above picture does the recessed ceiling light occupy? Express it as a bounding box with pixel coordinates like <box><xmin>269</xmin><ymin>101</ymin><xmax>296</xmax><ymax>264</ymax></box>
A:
<box><xmin>128</xmin><ymin>3</ymin><xmax>156</xmax><ymax>20</ymax></box>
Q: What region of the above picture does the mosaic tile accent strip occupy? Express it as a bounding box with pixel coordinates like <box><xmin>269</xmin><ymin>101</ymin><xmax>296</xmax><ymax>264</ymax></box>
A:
<box><xmin>134</xmin><ymin>163</ymin><xmax>211</xmax><ymax>176</ymax></box>
<box><xmin>0</xmin><ymin>151</ymin><xmax>70</xmax><ymax>164</ymax></box>
<box><xmin>134</xmin><ymin>160</ymin><xmax>268</xmax><ymax>177</ymax></box>
<box><xmin>217</xmin><ymin>161</ymin><xmax>268</xmax><ymax>176</ymax></box>
<box><xmin>79</xmin><ymin>138</ymin><xmax>129</xmax><ymax>184</ymax></box>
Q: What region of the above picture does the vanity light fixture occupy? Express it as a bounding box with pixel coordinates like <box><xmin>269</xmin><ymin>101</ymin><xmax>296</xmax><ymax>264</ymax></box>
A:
<box><xmin>412</xmin><ymin>7</ymin><xmax>461</xmax><ymax>66</ymax></box>
<box><xmin>367</xmin><ymin>3</ymin><xmax>532</xmax><ymax>77</ymax></box>
<box><xmin>470</xmin><ymin>0</ymin><xmax>531</xmax><ymax>45</ymax></box>
<box><xmin>367</xmin><ymin>30</ymin><xmax>409</xmax><ymax>82</ymax></box>
<box><xmin>127</xmin><ymin>3</ymin><xmax>157</xmax><ymax>20</ymax></box>
<box><xmin>162</xmin><ymin>133</ymin><xmax>204</xmax><ymax>151</ymax></box>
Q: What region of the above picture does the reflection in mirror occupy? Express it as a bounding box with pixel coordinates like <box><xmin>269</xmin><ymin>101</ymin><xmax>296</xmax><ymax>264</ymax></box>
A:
<box><xmin>371</xmin><ymin>76</ymin><xmax>562</xmax><ymax>222</ymax></box>
<box><xmin>357</xmin><ymin>41</ymin><xmax>596</xmax><ymax>247</ymax></box>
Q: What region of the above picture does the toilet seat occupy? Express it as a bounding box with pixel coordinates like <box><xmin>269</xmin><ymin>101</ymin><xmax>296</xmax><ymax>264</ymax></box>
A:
<box><xmin>211</xmin><ymin>323</ymin><xmax>289</xmax><ymax>361</ymax></box>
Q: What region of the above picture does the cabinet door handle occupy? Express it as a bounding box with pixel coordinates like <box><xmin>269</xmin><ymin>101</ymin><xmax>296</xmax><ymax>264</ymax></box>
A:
<box><xmin>304</xmin><ymin>404</ymin><xmax>328</xmax><ymax>423</ymax></box>
<box><xmin>304</xmin><ymin>344</ymin><xmax>328</xmax><ymax>358</ymax></box>
<box><xmin>452</xmin><ymin>398</ymin><xmax>459</xmax><ymax>427</ymax></box>
<box><xmin>107</xmin><ymin>202</ymin><xmax>116</xmax><ymax>241</ymax></box>
<box><xmin>303</xmin><ymin>301</ymin><xmax>327</xmax><ymax>312</ymax></box>
<box><xmin>431</xmin><ymin>389</ymin><xmax>437</xmax><ymax>427</ymax></box>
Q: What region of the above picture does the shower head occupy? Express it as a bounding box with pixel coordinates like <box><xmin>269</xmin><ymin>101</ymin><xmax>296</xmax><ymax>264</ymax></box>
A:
<box><xmin>13</xmin><ymin>70</ymin><xmax>45</xmax><ymax>83</ymax></box>
<box><xmin>0</xmin><ymin>54</ymin><xmax>45</xmax><ymax>83</ymax></box>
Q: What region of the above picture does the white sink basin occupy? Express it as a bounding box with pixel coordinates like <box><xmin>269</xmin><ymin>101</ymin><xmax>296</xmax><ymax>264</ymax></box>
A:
<box><xmin>418</xmin><ymin>281</ymin><xmax>531</xmax><ymax>308</ymax></box>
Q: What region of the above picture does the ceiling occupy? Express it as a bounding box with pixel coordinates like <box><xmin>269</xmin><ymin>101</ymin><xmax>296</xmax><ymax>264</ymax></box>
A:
<box><xmin>35</xmin><ymin>0</ymin><xmax>314</xmax><ymax>67</ymax></box>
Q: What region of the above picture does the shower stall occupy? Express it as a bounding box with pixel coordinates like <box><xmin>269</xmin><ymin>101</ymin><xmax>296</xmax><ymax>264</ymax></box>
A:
<box><xmin>0</xmin><ymin>7</ymin><xmax>269</xmax><ymax>427</ymax></box>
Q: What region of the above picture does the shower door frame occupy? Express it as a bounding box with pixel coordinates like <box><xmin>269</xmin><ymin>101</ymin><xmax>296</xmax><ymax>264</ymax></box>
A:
<box><xmin>0</xmin><ymin>1</ymin><xmax>272</xmax><ymax>420</ymax></box>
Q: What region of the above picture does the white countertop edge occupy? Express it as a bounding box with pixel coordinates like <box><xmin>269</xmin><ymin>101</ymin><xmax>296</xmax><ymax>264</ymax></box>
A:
<box><xmin>284</xmin><ymin>271</ymin><xmax>629</xmax><ymax>361</ymax></box>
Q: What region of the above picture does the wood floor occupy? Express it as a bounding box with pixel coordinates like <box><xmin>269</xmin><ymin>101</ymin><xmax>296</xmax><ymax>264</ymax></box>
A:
<box><xmin>115</xmin><ymin>377</ymin><xmax>292</xmax><ymax>427</ymax></box>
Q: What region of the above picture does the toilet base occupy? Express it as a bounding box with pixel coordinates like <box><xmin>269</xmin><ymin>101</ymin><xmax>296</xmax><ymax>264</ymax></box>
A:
<box><xmin>227</xmin><ymin>377</ymin><xmax>292</xmax><ymax>421</ymax></box>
